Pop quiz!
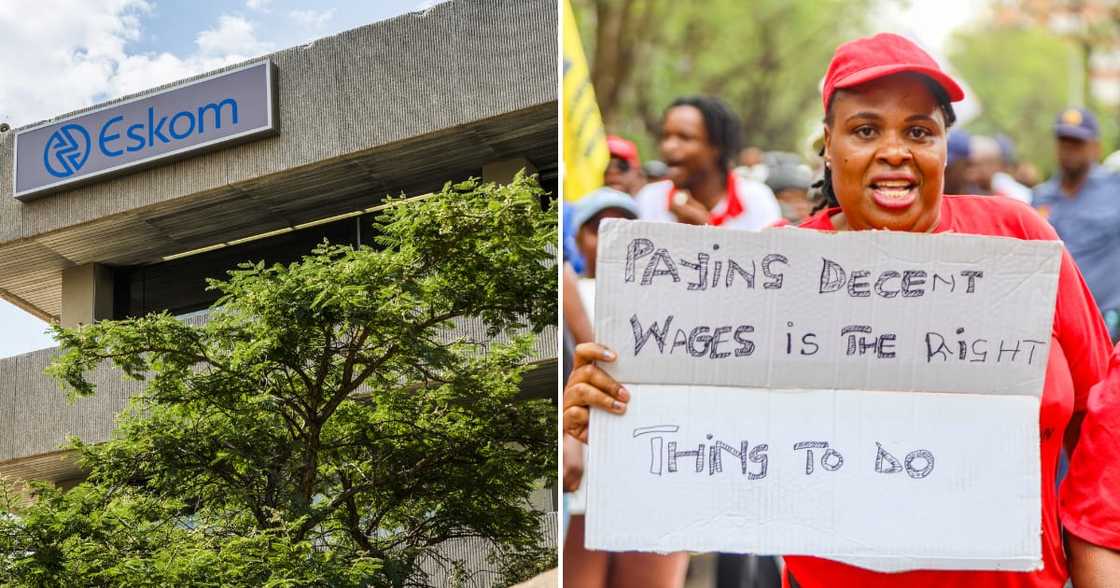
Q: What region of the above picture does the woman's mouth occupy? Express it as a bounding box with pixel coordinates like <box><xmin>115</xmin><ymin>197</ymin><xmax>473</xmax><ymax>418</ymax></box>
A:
<box><xmin>869</xmin><ymin>180</ymin><xmax>918</xmax><ymax>210</ymax></box>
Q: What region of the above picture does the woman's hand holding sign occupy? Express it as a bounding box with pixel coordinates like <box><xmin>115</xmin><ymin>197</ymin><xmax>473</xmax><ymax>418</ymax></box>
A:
<box><xmin>563</xmin><ymin>342</ymin><xmax>630</xmax><ymax>443</ymax></box>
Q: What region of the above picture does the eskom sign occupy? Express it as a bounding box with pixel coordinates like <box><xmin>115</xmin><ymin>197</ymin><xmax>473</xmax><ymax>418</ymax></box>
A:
<box><xmin>13</xmin><ymin>60</ymin><xmax>278</xmax><ymax>200</ymax></box>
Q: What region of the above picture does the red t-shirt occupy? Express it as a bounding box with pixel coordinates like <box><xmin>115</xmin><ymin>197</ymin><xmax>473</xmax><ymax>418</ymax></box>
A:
<box><xmin>784</xmin><ymin>195</ymin><xmax>1112</xmax><ymax>588</ymax></box>
<box><xmin>1060</xmin><ymin>343</ymin><xmax>1120</xmax><ymax>549</ymax></box>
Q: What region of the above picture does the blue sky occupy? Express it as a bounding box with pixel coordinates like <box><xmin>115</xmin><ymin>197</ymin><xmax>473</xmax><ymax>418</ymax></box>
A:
<box><xmin>129</xmin><ymin>1</ymin><xmax>437</xmax><ymax>57</ymax></box>
<box><xmin>0</xmin><ymin>0</ymin><xmax>444</xmax><ymax>358</ymax></box>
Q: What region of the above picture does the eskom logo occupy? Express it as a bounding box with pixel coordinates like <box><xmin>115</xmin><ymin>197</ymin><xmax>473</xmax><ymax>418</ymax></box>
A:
<box><xmin>40</xmin><ymin>97</ymin><xmax>240</xmax><ymax>179</ymax></box>
<box><xmin>43</xmin><ymin>124</ymin><xmax>91</xmax><ymax>178</ymax></box>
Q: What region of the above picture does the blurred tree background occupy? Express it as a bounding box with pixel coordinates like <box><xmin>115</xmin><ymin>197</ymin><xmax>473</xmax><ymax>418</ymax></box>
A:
<box><xmin>949</xmin><ymin>0</ymin><xmax>1120</xmax><ymax>178</ymax></box>
<box><xmin>571</xmin><ymin>0</ymin><xmax>880</xmax><ymax>159</ymax></box>
<box><xmin>948</xmin><ymin>27</ymin><xmax>1075</xmax><ymax>175</ymax></box>
<box><xmin>572</xmin><ymin>0</ymin><xmax>1120</xmax><ymax>182</ymax></box>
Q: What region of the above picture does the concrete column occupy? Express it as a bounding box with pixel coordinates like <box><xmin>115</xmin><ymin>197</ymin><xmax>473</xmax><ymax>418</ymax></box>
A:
<box><xmin>61</xmin><ymin>263</ymin><xmax>114</xmax><ymax>328</ymax></box>
<box><xmin>482</xmin><ymin>157</ymin><xmax>537</xmax><ymax>184</ymax></box>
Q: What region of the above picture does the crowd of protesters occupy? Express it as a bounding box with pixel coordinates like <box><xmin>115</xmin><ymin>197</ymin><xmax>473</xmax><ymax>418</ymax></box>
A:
<box><xmin>562</xmin><ymin>31</ymin><xmax>1120</xmax><ymax>588</ymax></box>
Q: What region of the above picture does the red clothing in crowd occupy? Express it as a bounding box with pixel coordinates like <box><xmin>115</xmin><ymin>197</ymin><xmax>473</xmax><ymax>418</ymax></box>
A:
<box><xmin>784</xmin><ymin>195</ymin><xmax>1113</xmax><ymax>588</ymax></box>
<box><xmin>1060</xmin><ymin>342</ymin><xmax>1120</xmax><ymax>550</ymax></box>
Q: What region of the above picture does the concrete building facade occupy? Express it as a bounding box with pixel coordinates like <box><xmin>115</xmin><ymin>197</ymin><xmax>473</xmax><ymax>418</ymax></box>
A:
<box><xmin>0</xmin><ymin>0</ymin><xmax>557</xmax><ymax>582</ymax></box>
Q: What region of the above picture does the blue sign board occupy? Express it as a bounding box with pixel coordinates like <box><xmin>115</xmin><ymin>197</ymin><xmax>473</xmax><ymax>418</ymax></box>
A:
<box><xmin>14</xmin><ymin>60</ymin><xmax>278</xmax><ymax>200</ymax></box>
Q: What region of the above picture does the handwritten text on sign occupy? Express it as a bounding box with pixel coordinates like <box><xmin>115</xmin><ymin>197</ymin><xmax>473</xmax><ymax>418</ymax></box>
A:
<box><xmin>632</xmin><ymin>424</ymin><xmax>933</xmax><ymax>479</ymax></box>
<box><xmin>585</xmin><ymin>221</ymin><xmax>1060</xmax><ymax>571</ymax></box>
<box><xmin>593</xmin><ymin>221</ymin><xmax>1061</xmax><ymax>397</ymax></box>
<box><xmin>587</xmin><ymin>386</ymin><xmax>1043</xmax><ymax>571</ymax></box>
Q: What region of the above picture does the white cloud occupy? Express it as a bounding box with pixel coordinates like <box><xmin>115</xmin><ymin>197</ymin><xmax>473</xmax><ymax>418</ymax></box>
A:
<box><xmin>197</xmin><ymin>14</ymin><xmax>272</xmax><ymax>57</ymax></box>
<box><xmin>246</xmin><ymin>0</ymin><xmax>272</xmax><ymax>11</ymax></box>
<box><xmin>0</xmin><ymin>4</ymin><xmax>273</xmax><ymax>126</ymax></box>
<box><xmin>111</xmin><ymin>15</ymin><xmax>272</xmax><ymax>99</ymax></box>
<box><xmin>289</xmin><ymin>8</ymin><xmax>335</xmax><ymax>30</ymax></box>
<box><xmin>109</xmin><ymin>52</ymin><xmax>245</xmax><ymax>99</ymax></box>
<box><xmin>0</xmin><ymin>0</ymin><xmax>151</xmax><ymax>124</ymax></box>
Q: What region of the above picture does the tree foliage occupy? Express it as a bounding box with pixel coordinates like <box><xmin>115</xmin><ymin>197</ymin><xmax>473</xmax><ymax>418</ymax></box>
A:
<box><xmin>0</xmin><ymin>174</ymin><xmax>557</xmax><ymax>587</ymax></box>
<box><xmin>573</xmin><ymin>0</ymin><xmax>881</xmax><ymax>157</ymax></box>
<box><xmin>948</xmin><ymin>24</ymin><xmax>1103</xmax><ymax>178</ymax></box>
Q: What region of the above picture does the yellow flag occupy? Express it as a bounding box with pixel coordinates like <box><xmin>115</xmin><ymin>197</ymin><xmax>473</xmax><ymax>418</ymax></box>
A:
<box><xmin>563</xmin><ymin>0</ymin><xmax>609</xmax><ymax>202</ymax></box>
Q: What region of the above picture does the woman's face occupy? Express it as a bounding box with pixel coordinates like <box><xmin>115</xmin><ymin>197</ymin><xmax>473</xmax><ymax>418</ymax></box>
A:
<box><xmin>659</xmin><ymin>105</ymin><xmax>721</xmax><ymax>187</ymax></box>
<box><xmin>823</xmin><ymin>74</ymin><xmax>947</xmax><ymax>232</ymax></box>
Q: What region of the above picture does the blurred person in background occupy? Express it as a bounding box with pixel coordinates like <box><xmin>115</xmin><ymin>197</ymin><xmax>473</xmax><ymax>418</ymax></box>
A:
<box><xmin>562</xmin><ymin>202</ymin><xmax>585</xmax><ymax>276</ymax></box>
<box><xmin>642</xmin><ymin>160</ymin><xmax>669</xmax><ymax>182</ymax></box>
<box><xmin>1013</xmin><ymin>161</ymin><xmax>1042</xmax><ymax>188</ymax></box>
<box><xmin>943</xmin><ymin>129</ymin><xmax>976</xmax><ymax>195</ymax></box>
<box><xmin>636</xmin><ymin>96</ymin><xmax>781</xmax><ymax>229</ymax></box>
<box><xmin>737</xmin><ymin>145</ymin><xmax>768</xmax><ymax>182</ymax></box>
<box><xmin>564</xmin><ymin>134</ymin><xmax>645</xmax><ymax>277</ymax></box>
<box><xmin>572</xmin><ymin>188</ymin><xmax>638</xmax><ymax>279</ymax></box>
<box><xmin>1101</xmin><ymin>149</ymin><xmax>1120</xmax><ymax>174</ymax></box>
<box><xmin>970</xmin><ymin>134</ymin><xmax>1031</xmax><ymax>203</ymax></box>
<box><xmin>764</xmin><ymin>152</ymin><xmax>817</xmax><ymax>224</ymax></box>
<box><xmin>605</xmin><ymin>135</ymin><xmax>647</xmax><ymax>196</ymax></box>
<box><xmin>562</xmin><ymin>188</ymin><xmax>690</xmax><ymax>588</ymax></box>
<box><xmin>991</xmin><ymin>134</ymin><xmax>1033</xmax><ymax>203</ymax></box>
<box><xmin>994</xmin><ymin>134</ymin><xmax>1043</xmax><ymax>189</ymax></box>
<box><xmin>968</xmin><ymin>134</ymin><xmax>1000</xmax><ymax>195</ymax></box>
<box><xmin>1033</xmin><ymin>108</ymin><xmax>1120</xmax><ymax>342</ymax></box>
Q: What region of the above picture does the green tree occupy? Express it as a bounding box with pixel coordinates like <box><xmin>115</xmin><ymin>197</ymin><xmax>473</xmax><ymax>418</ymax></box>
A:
<box><xmin>948</xmin><ymin>25</ymin><xmax>1091</xmax><ymax>179</ymax></box>
<box><xmin>0</xmin><ymin>174</ymin><xmax>557</xmax><ymax>587</ymax></box>
<box><xmin>573</xmin><ymin>0</ymin><xmax>881</xmax><ymax>158</ymax></box>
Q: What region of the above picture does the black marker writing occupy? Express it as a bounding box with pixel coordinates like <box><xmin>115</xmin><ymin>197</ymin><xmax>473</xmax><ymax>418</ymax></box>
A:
<box><xmin>631</xmin><ymin>314</ymin><xmax>672</xmax><ymax>354</ymax></box>
<box><xmin>633</xmin><ymin>425</ymin><xmax>679</xmax><ymax>475</ymax></box>
<box><xmin>784</xmin><ymin>322</ymin><xmax>821</xmax><ymax>356</ymax></box>
<box><xmin>622</xmin><ymin>238</ymin><xmax>787</xmax><ymax>290</ymax></box>
<box><xmin>793</xmin><ymin>441</ymin><xmax>845</xmax><ymax>475</ymax></box>
<box><xmin>633</xmin><ymin>426</ymin><xmax>767</xmax><ymax>479</ymax></box>
<box><xmin>876</xmin><ymin>442</ymin><xmax>936</xmax><ymax>479</ymax></box>
<box><xmin>633</xmin><ymin>430</ymin><xmax>934</xmax><ymax>481</ymax></box>
<box><xmin>841</xmin><ymin>325</ymin><xmax>897</xmax><ymax>359</ymax></box>
<box><xmin>761</xmin><ymin>254</ymin><xmax>788</xmax><ymax>289</ymax></box>
<box><xmin>819</xmin><ymin>258</ymin><xmax>984</xmax><ymax>298</ymax></box>
<box><xmin>632</xmin><ymin>315</ymin><xmax>756</xmax><ymax>359</ymax></box>
<box><xmin>925</xmin><ymin>330</ymin><xmax>1046</xmax><ymax>365</ymax></box>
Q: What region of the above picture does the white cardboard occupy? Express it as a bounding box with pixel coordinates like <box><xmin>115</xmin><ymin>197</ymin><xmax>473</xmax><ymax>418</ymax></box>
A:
<box><xmin>585</xmin><ymin>220</ymin><xmax>1061</xmax><ymax>572</ymax></box>
<box><xmin>594</xmin><ymin>220</ymin><xmax>1060</xmax><ymax>397</ymax></box>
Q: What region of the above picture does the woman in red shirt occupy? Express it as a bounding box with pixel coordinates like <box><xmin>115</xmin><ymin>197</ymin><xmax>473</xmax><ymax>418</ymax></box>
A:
<box><xmin>563</xmin><ymin>33</ymin><xmax>1117</xmax><ymax>587</ymax></box>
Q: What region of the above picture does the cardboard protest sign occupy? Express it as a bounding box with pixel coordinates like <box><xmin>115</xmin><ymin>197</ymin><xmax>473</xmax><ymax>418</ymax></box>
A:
<box><xmin>585</xmin><ymin>220</ymin><xmax>1061</xmax><ymax>572</ymax></box>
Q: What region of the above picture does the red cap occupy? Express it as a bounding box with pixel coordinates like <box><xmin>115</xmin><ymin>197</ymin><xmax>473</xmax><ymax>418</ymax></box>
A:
<box><xmin>607</xmin><ymin>135</ymin><xmax>640</xmax><ymax>167</ymax></box>
<box><xmin>822</xmin><ymin>33</ymin><xmax>964</xmax><ymax>111</ymax></box>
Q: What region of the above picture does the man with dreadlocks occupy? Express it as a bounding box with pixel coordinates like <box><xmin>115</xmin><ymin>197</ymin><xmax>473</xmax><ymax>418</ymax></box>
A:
<box><xmin>564</xmin><ymin>32</ymin><xmax>1120</xmax><ymax>587</ymax></box>
<box><xmin>633</xmin><ymin>95</ymin><xmax>781</xmax><ymax>229</ymax></box>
